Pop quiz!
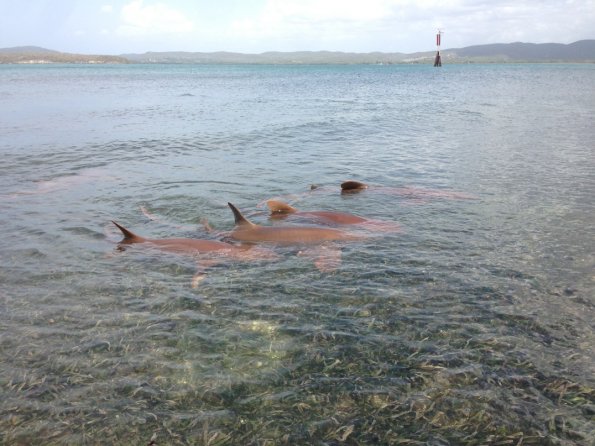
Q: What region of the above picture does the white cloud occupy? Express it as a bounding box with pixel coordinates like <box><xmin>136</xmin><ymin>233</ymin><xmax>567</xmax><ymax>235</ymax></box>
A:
<box><xmin>101</xmin><ymin>5</ymin><xmax>113</xmax><ymax>13</ymax></box>
<box><xmin>273</xmin><ymin>0</ymin><xmax>393</xmax><ymax>22</ymax></box>
<box><xmin>228</xmin><ymin>0</ymin><xmax>595</xmax><ymax>52</ymax></box>
<box><xmin>230</xmin><ymin>0</ymin><xmax>400</xmax><ymax>49</ymax></box>
<box><xmin>228</xmin><ymin>0</ymin><xmax>486</xmax><ymax>50</ymax></box>
<box><xmin>117</xmin><ymin>0</ymin><xmax>194</xmax><ymax>36</ymax></box>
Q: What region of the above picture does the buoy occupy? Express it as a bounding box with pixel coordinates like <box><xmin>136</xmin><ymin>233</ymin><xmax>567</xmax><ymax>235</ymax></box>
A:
<box><xmin>434</xmin><ymin>29</ymin><xmax>443</xmax><ymax>67</ymax></box>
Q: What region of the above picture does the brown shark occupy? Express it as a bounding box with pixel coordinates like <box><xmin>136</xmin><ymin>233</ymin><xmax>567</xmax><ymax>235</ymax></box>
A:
<box><xmin>266</xmin><ymin>200</ymin><xmax>401</xmax><ymax>233</ymax></box>
<box><xmin>111</xmin><ymin>221</ymin><xmax>277</xmax><ymax>287</ymax></box>
<box><xmin>5</xmin><ymin>168</ymin><xmax>115</xmax><ymax>199</ymax></box>
<box><xmin>227</xmin><ymin>203</ymin><xmax>363</xmax><ymax>272</ymax></box>
<box><xmin>227</xmin><ymin>203</ymin><xmax>361</xmax><ymax>244</ymax></box>
<box><xmin>341</xmin><ymin>180</ymin><xmax>477</xmax><ymax>200</ymax></box>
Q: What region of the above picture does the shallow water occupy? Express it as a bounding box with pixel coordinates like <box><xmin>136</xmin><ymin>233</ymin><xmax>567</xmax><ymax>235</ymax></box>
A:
<box><xmin>0</xmin><ymin>63</ymin><xmax>594</xmax><ymax>445</ymax></box>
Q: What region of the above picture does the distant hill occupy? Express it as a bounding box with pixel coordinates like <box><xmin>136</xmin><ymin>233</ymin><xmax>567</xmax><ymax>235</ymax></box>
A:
<box><xmin>444</xmin><ymin>40</ymin><xmax>595</xmax><ymax>62</ymax></box>
<box><xmin>0</xmin><ymin>46</ymin><xmax>59</xmax><ymax>54</ymax></box>
<box><xmin>122</xmin><ymin>40</ymin><xmax>595</xmax><ymax>64</ymax></box>
<box><xmin>1</xmin><ymin>40</ymin><xmax>594</xmax><ymax>64</ymax></box>
<box><xmin>0</xmin><ymin>47</ymin><xmax>128</xmax><ymax>64</ymax></box>
<box><xmin>121</xmin><ymin>50</ymin><xmax>410</xmax><ymax>64</ymax></box>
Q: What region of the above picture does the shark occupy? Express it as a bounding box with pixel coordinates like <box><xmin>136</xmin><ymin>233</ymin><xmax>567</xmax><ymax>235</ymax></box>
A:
<box><xmin>111</xmin><ymin>220</ymin><xmax>277</xmax><ymax>287</ymax></box>
<box><xmin>227</xmin><ymin>202</ymin><xmax>364</xmax><ymax>272</ymax></box>
<box><xmin>341</xmin><ymin>180</ymin><xmax>477</xmax><ymax>200</ymax></box>
<box><xmin>259</xmin><ymin>180</ymin><xmax>476</xmax><ymax>208</ymax></box>
<box><xmin>266</xmin><ymin>199</ymin><xmax>401</xmax><ymax>233</ymax></box>
<box><xmin>4</xmin><ymin>168</ymin><xmax>115</xmax><ymax>199</ymax></box>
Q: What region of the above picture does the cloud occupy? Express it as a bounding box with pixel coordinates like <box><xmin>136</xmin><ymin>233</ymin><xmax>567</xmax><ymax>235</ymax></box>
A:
<box><xmin>228</xmin><ymin>0</ymin><xmax>595</xmax><ymax>52</ymax></box>
<box><xmin>230</xmin><ymin>0</ymin><xmax>399</xmax><ymax>49</ymax></box>
<box><xmin>233</xmin><ymin>0</ymin><xmax>394</xmax><ymax>31</ymax></box>
<box><xmin>117</xmin><ymin>0</ymin><xmax>194</xmax><ymax>36</ymax></box>
<box><xmin>273</xmin><ymin>0</ymin><xmax>393</xmax><ymax>22</ymax></box>
<box><xmin>228</xmin><ymin>0</ymin><xmax>493</xmax><ymax>50</ymax></box>
<box><xmin>101</xmin><ymin>5</ymin><xmax>113</xmax><ymax>13</ymax></box>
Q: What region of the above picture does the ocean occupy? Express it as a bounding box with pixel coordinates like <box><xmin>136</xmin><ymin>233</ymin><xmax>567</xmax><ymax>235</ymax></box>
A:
<box><xmin>0</xmin><ymin>63</ymin><xmax>593</xmax><ymax>445</ymax></box>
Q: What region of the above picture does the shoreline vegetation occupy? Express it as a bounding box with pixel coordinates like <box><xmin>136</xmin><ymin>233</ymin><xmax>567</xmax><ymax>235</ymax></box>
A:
<box><xmin>1</xmin><ymin>40</ymin><xmax>594</xmax><ymax>64</ymax></box>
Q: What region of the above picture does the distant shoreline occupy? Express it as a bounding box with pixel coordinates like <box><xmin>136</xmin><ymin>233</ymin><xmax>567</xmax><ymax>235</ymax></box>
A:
<box><xmin>3</xmin><ymin>61</ymin><xmax>595</xmax><ymax>66</ymax></box>
<box><xmin>1</xmin><ymin>40</ymin><xmax>594</xmax><ymax>65</ymax></box>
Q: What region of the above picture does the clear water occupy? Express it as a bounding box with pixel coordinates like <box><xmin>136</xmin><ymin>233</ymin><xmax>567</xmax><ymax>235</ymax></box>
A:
<box><xmin>0</xmin><ymin>63</ymin><xmax>593</xmax><ymax>445</ymax></box>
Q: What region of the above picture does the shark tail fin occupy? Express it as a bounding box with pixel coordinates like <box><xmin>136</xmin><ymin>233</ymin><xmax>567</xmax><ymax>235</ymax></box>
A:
<box><xmin>112</xmin><ymin>221</ymin><xmax>144</xmax><ymax>242</ymax></box>
<box><xmin>266</xmin><ymin>200</ymin><xmax>297</xmax><ymax>214</ymax></box>
<box><xmin>228</xmin><ymin>203</ymin><xmax>256</xmax><ymax>227</ymax></box>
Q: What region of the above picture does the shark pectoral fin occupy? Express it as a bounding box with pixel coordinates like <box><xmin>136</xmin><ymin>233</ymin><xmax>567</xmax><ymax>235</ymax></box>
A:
<box><xmin>139</xmin><ymin>206</ymin><xmax>198</xmax><ymax>231</ymax></box>
<box><xmin>191</xmin><ymin>272</ymin><xmax>207</xmax><ymax>288</ymax></box>
<box><xmin>140</xmin><ymin>205</ymin><xmax>158</xmax><ymax>221</ymax></box>
<box><xmin>360</xmin><ymin>219</ymin><xmax>403</xmax><ymax>233</ymax></box>
<box><xmin>191</xmin><ymin>259</ymin><xmax>221</xmax><ymax>288</ymax></box>
<box><xmin>298</xmin><ymin>245</ymin><xmax>342</xmax><ymax>272</ymax></box>
<box><xmin>200</xmin><ymin>218</ymin><xmax>214</xmax><ymax>233</ymax></box>
<box><xmin>200</xmin><ymin>220</ymin><xmax>231</xmax><ymax>239</ymax></box>
<box><xmin>315</xmin><ymin>246</ymin><xmax>342</xmax><ymax>272</ymax></box>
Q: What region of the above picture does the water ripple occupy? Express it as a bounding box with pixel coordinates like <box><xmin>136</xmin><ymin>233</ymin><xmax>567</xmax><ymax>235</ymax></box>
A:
<box><xmin>0</xmin><ymin>63</ymin><xmax>593</xmax><ymax>445</ymax></box>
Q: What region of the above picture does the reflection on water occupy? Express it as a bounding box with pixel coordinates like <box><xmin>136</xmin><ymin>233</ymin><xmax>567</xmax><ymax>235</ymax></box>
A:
<box><xmin>0</xmin><ymin>63</ymin><xmax>593</xmax><ymax>445</ymax></box>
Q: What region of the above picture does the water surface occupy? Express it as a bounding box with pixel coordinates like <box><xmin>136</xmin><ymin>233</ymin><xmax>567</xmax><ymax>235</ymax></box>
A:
<box><xmin>0</xmin><ymin>63</ymin><xmax>593</xmax><ymax>445</ymax></box>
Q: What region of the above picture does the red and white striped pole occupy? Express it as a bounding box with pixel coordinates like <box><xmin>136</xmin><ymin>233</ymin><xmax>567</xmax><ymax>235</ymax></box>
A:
<box><xmin>434</xmin><ymin>29</ymin><xmax>443</xmax><ymax>67</ymax></box>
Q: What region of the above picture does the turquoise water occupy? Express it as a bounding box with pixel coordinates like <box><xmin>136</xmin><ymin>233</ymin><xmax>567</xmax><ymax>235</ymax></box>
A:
<box><xmin>0</xmin><ymin>63</ymin><xmax>593</xmax><ymax>445</ymax></box>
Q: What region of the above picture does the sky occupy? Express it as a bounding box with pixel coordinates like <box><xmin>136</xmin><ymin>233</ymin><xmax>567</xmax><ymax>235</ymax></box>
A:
<box><xmin>1</xmin><ymin>0</ymin><xmax>594</xmax><ymax>54</ymax></box>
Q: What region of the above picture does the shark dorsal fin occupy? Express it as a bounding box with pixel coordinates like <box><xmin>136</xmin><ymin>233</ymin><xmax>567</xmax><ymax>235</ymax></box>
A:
<box><xmin>341</xmin><ymin>180</ymin><xmax>368</xmax><ymax>191</ymax></box>
<box><xmin>112</xmin><ymin>221</ymin><xmax>144</xmax><ymax>242</ymax></box>
<box><xmin>228</xmin><ymin>203</ymin><xmax>256</xmax><ymax>227</ymax></box>
<box><xmin>266</xmin><ymin>200</ymin><xmax>297</xmax><ymax>214</ymax></box>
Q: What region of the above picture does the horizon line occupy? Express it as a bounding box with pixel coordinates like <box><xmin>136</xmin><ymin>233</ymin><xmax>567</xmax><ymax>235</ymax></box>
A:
<box><xmin>2</xmin><ymin>38</ymin><xmax>594</xmax><ymax>56</ymax></box>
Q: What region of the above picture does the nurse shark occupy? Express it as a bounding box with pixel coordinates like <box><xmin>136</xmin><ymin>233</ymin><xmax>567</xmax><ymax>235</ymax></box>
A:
<box><xmin>265</xmin><ymin>200</ymin><xmax>401</xmax><ymax>233</ymax></box>
<box><xmin>111</xmin><ymin>221</ymin><xmax>277</xmax><ymax>287</ymax></box>
<box><xmin>227</xmin><ymin>202</ymin><xmax>364</xmax><ymax>272</ymax></box>
<box><xmin>340</xmin><ymin>180</ymin><xmax>477</xmax><ymax>200</ymax></box>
